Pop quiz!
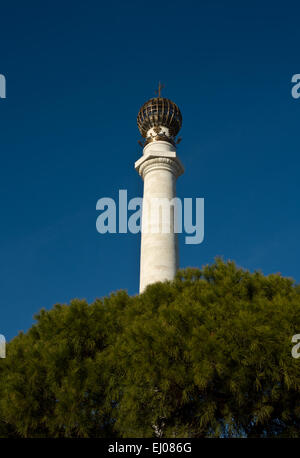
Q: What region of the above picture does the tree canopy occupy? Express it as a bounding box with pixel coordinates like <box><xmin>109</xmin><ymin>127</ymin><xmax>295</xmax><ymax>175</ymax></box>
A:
<box><xmin>0</xmin><ymin>259</ymin><xmax>299</xmax><ymax>437</ymax></box>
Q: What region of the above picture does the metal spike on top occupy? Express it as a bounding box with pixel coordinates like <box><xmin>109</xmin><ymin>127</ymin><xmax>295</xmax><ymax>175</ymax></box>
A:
<box><xmin>154</xmin><ymin>81</ymin><xmax>165</xmax><ymax>98</ymax></box>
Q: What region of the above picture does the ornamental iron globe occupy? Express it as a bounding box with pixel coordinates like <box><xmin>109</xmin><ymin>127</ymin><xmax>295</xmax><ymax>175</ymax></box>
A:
<box><xmin>137</xmin><ymin>96</ymin><xmax>182</xmax><ymax>146</ymax></box>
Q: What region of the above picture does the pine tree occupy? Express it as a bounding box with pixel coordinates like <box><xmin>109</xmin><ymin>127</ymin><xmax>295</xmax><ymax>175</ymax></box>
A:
<box><xmin>0</xmin><ymin>259</ymin><xmax>299</xmax><ymax>437</ymax></box>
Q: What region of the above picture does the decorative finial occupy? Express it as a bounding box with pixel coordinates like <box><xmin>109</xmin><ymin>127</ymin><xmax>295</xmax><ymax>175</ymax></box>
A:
<box><xmin>155</xmin><ymin>81</ymin><xmax>165</xmax><ymax>98</ymax></box>
<box><xmin>137</xmin><ymin>89</ymin><xmax>182</xmax><ymax>146</ymax></box>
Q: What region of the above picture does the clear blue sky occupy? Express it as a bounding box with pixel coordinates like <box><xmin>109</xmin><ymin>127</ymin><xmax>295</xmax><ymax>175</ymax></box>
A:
<box><xmin>1</xmin><ymin>0</ymin><xmax>300</xmax><ymax>340</ymax></box>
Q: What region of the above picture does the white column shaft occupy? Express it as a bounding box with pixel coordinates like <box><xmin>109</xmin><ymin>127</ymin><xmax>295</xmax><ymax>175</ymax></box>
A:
<box><xmin>135</xmin><ymin>141</ymin><xmax>184</xmax><ymax>293</ymax></box>
<box><xmin>140</xmin><ymin>166</ymin><xmax>178</xmax><ymax>292</ymax></box>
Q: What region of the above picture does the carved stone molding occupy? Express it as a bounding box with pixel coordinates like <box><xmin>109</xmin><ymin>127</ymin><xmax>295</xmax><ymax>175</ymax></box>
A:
<box><xmin>138</xmin><ymin>156</ymin><xmax>184</xmax><ymax>179</ymax></box>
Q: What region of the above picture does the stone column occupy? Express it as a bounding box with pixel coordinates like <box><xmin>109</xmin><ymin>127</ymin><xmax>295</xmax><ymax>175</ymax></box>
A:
<box><xmin>135</xmin><ymin>140</ymin><xmax>184</xmax><ymax>292</ymax></box>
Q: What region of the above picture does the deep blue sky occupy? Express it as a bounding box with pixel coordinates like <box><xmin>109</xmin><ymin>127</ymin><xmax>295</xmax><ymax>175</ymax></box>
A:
<box><xmin>1</xmin><ymin>0</ymin><xmax>300</xmax><ymax>340</ymax></box>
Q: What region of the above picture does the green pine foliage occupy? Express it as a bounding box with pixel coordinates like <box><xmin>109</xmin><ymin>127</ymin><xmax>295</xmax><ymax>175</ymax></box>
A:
<box><xmin>0</xmin><ymin>259</ymin><xmax>299</xmax><ymax>437</ymax></box>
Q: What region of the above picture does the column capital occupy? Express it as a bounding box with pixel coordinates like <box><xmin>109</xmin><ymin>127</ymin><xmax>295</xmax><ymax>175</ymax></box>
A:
<box><xmin>135</xmin><ymin>151</ymin><xmax>184</xmax><ymax>180</ymax></box>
